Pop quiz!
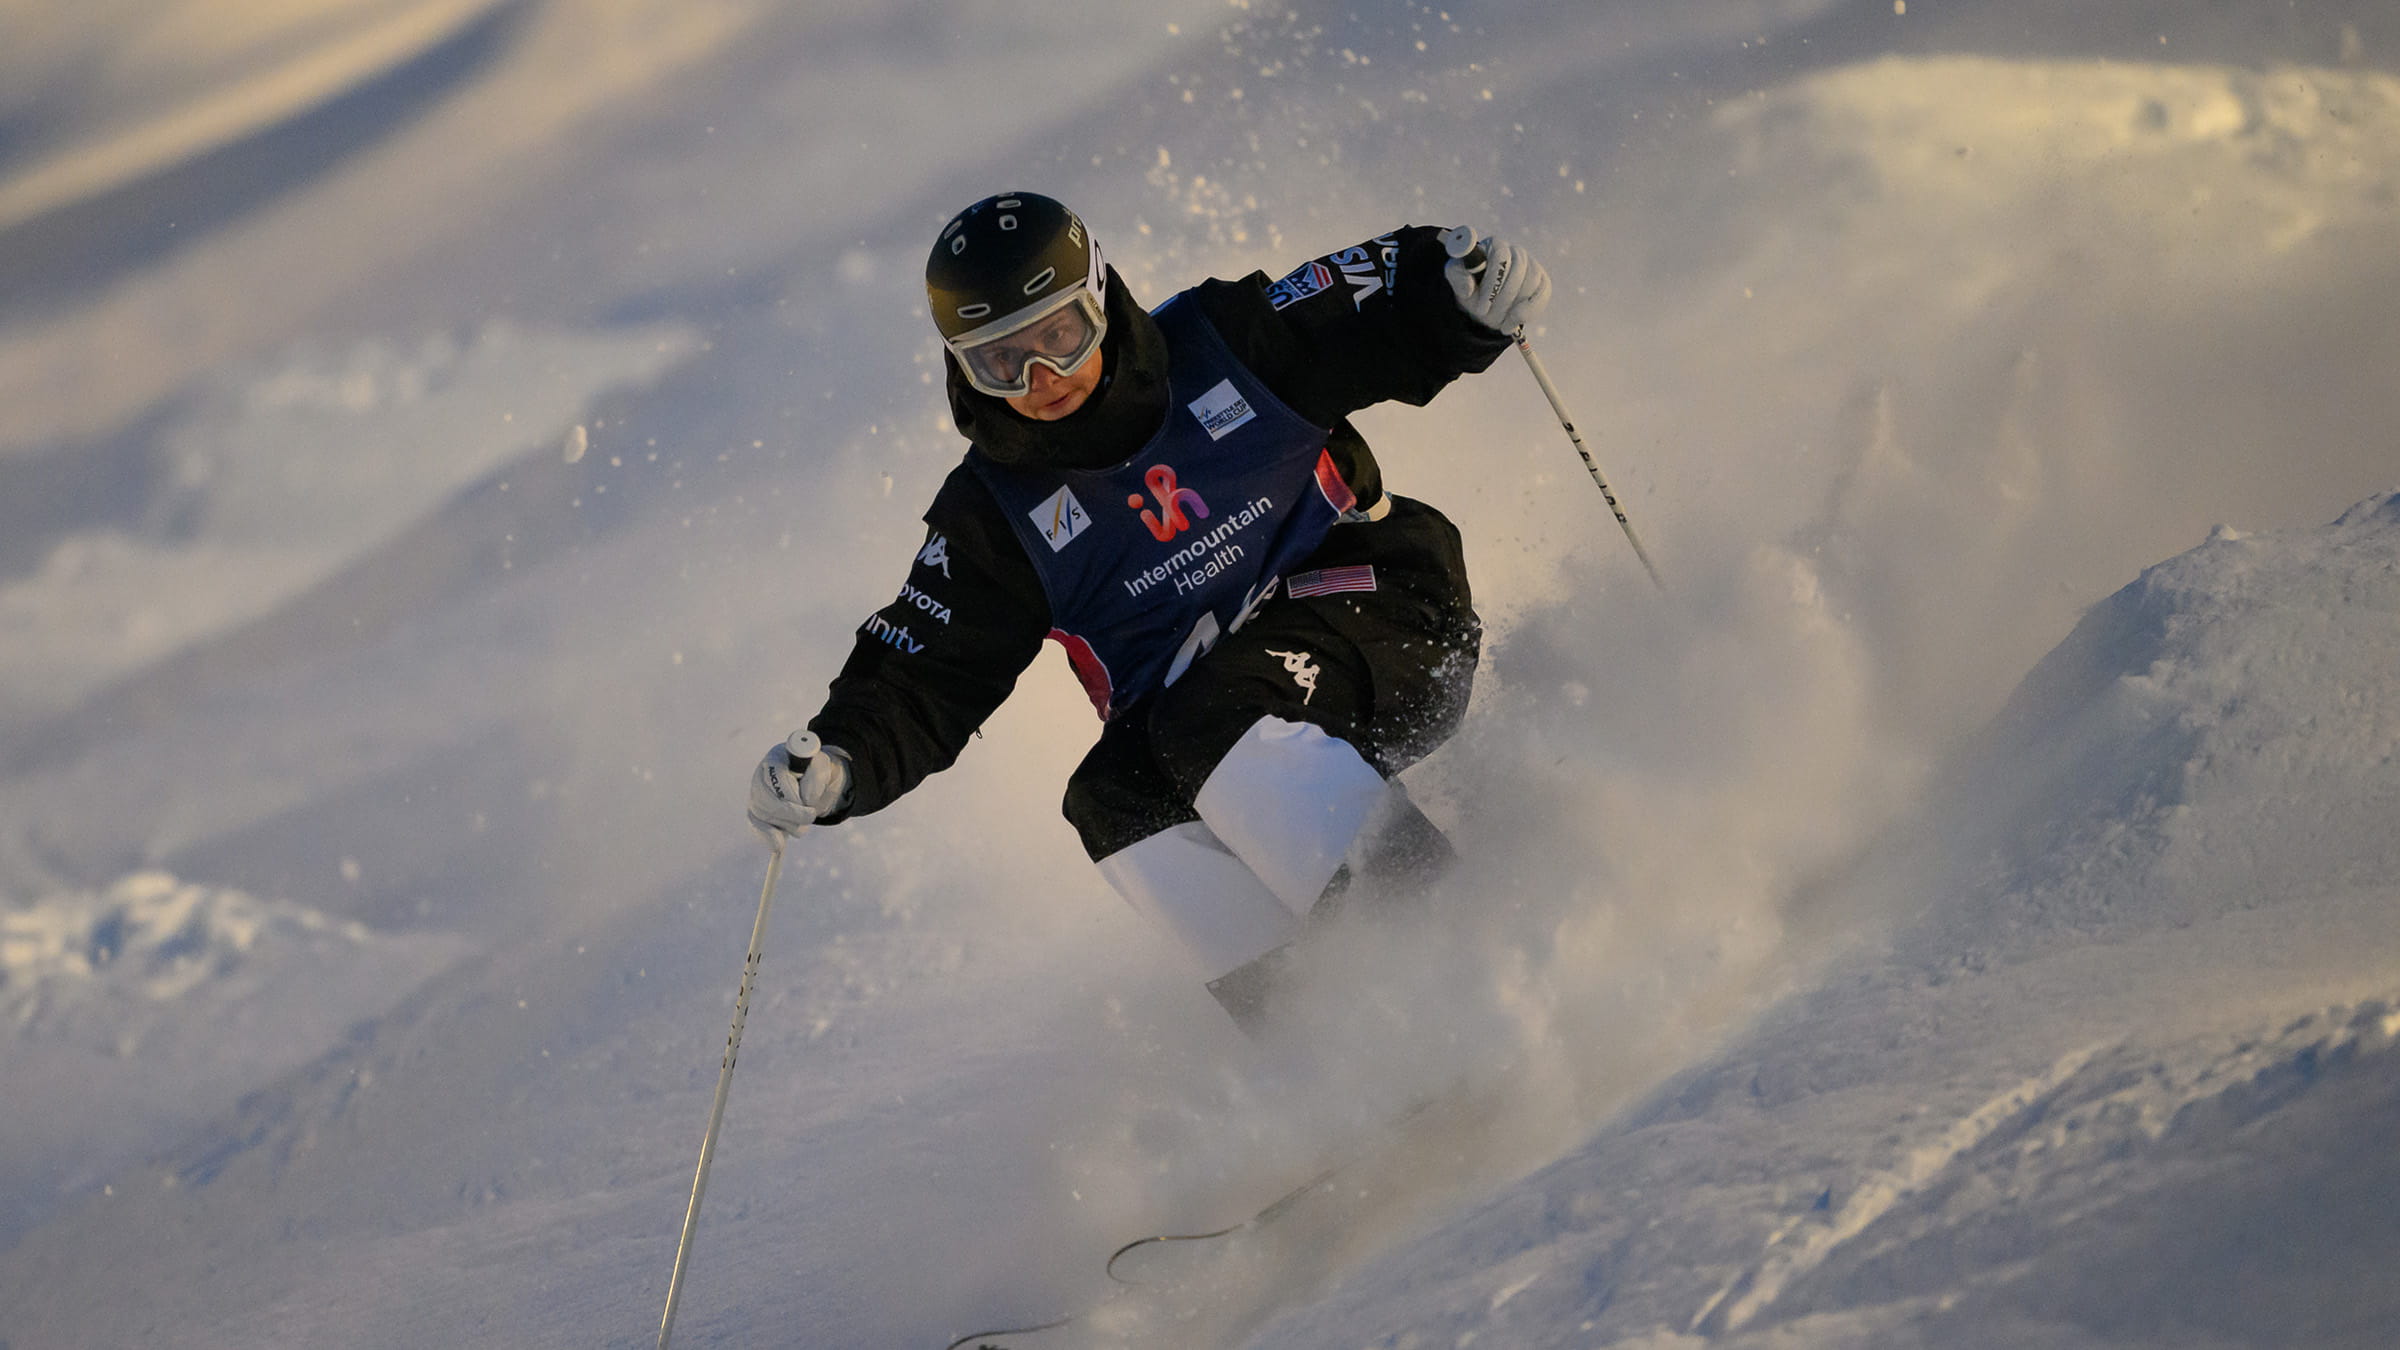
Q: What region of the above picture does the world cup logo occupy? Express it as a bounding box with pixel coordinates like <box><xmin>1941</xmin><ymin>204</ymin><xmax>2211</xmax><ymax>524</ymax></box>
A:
<box><xmin>1129</xmin><ymin>464</ymin><xmax>1210</xmax><ymax>542</ymax></box>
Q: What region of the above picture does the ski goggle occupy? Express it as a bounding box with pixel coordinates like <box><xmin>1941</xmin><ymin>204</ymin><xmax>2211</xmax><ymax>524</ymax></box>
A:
<box><xmin>946</xmin><ymin>289</ymin><xmax>1107</xmax><ymax>399</ymax></box>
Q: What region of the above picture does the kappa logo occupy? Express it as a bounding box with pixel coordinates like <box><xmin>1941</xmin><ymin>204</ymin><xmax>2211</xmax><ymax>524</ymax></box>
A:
<box><xmin>1328</xmin><ymin>235</ymin><xmax>1401</xmax><ymax>309</ymax></box>
<box><xmin>1128</xmin><ymin>464</ymin><xmax>1211</xmax><ymax>542</ymax></box>
<box><xmin>915</xmin><ymin>531</ymin><xmax>951</xmax><ymax>578</ymax></box>
<box><xmin>1187</xmin><ymin>378</ymin><xmax>1256</xmax><ymax>441</ymax></box>
<box><xmin>1265</xmin><ymin>648</ymin><xmax>1320</xmax><ymax>704</ymax></box>
<box><xmin>1264</xmin><ymin>260</ymin><xmax>1335</xmax><ymax>311</ymax></box>
<box><xmin>1031</xmin><ymin>485</ymin><xmax>1092</xmax><ymax>552</ymax></box>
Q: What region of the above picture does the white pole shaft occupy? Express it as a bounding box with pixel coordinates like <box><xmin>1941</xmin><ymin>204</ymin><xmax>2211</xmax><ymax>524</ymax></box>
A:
<box><xmin>1512</xmin><ymin>327</ymin><xmax>1667</xmax><ymax>592</ymax></box>
<box><xmin>659</xmin><ymin>836</ymin><xmax>788</xmax><ymax>1349</ymax></box>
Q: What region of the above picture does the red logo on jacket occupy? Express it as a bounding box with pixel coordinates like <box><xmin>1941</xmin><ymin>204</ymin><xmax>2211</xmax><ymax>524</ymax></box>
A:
<box><xmin>1128</xmin><ymin>464</ymin><xmax>1211</xmax><ymax>542</ymax></box>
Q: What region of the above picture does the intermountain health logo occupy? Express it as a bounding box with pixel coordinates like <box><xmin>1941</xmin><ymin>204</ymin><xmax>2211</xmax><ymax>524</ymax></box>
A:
<box><xmin>1128</xmin><ymin>464</ymin><xmax>1210</xmax><ymax>543</ymax></box>
<box><xmin>1121</xmin><ymin>493</ymin><xmax>1275</xmax><ymax>599</ymax></box>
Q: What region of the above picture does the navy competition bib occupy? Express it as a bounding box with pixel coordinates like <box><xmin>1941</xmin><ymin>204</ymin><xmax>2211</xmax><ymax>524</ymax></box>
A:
<box><xmin>970</xmin><ymin>293</ymin><xmax>1355</xmax><ymax>719</ymax></box>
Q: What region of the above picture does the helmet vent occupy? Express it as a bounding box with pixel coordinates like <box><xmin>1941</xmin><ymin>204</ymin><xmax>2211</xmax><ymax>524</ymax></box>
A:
<box><xmin>956</xmin><ymin>302</ymin><xmax>992</xmax><ymax>319</ymax></box>
<box><xmin>1022</xmin><ymin>267</ymin><xmax>1056</xmax><ymax>295</ymax></box>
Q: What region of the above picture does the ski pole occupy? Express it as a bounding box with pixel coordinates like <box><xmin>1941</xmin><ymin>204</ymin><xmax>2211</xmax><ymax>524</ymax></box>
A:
<box><xmin>1443</xmin><ymin>225</ymin><xmax>1665</xmax><ymax>592</ymax></box>
<box><xmin>1507</xmin><ymin>325</ymin><xmax>1667</xmax><ymax>593</ymax></box>
<box><xmin>659</xmin><ymin>733</ymin><xmax>812</xmax><ymax>1349</ymax></box>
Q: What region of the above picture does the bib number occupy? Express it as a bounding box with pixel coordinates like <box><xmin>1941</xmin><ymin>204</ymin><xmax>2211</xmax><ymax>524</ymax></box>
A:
<box><xmin>1163</xmin><ymin>613</ymin><xmax>1219</xmax><ymax>689</ymax></box>
<box><xmin>1161</xmin><ymin>578</ymin><xmax>1281</xmax><ymax>689</ymax></box>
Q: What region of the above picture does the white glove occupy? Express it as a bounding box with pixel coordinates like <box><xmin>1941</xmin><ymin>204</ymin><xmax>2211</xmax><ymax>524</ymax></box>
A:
<box><xmin>747</xmin><ymin>732</ymin><xmax>852</xmax><ymax>837</ymax></box>
<box><xmin>1441</xmin><ymin>225</ymin><xmax>1551</xmax><ymax>335</ymax></box>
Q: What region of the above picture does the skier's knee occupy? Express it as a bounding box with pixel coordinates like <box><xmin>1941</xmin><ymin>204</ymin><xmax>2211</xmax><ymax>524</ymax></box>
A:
<box><xmin>1192</xmin><ymin>716</ymin><xmax>1391</xmax><ymax>912</ymax></box>
<box><xmin>1311</xmin><ymin>778</ymin><xmax>1455</xmax><ymax>920</ymax></box>
<box><xmin>1097</xmin><ymin>822</ymin><xmax>1299</xmax><ymax>984</ymax></box>
<box><xmin>1193</xmin><ymin>714</ymin><xmax>1457</xmax><ymax>918</ymax></box>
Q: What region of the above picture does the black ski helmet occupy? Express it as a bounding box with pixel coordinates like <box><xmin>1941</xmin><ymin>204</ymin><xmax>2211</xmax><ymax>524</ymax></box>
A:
<box><xmin>925</xmin><ymin>192</ymin><xmax>1107</xmax><ymax>346</ymax></box>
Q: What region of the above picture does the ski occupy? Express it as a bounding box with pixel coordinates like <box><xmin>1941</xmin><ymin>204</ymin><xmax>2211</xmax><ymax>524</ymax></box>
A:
<box><xmin>941</xmin><ymin>1312</ymin><xmax>1075</xmax><ymax>1350</ymax></box>
<box><xmin>1103</xmin><ymin>1150</ymin><xmax>1356</xmax><ymax>1281</ymax></box>
<box><xmin>941</xmin><ymin>1157</ymin><xmax>1347</xmax><ymax>1349</ymax></box>
<box><xmin>941</xmin><ymin>1092</ymin><xmax>1470</xmax><ymax>1348</ymax></box>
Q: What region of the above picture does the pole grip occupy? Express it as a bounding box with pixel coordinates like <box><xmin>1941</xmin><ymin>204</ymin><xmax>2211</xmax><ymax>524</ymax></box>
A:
<box><xmin>1440</xmin><ymin>223</ymin><xmax>1488</xmax><ymax>275</ymax></box>
<box><xmin>783</xmin><ymin>729</ymin><xmax>820</xmax><ymax>771</ymax></box>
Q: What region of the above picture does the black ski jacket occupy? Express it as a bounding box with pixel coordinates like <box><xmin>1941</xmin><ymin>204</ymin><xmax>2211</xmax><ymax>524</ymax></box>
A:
<box><xmin>806</xmin><ymin>224</ymin><xmax>1510</xmax><ymax>822</ymax></box>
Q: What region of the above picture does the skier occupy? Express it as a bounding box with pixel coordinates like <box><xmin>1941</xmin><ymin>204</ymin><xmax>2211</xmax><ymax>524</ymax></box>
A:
<box><xmin>748</xmin><ymin>192</ymin><xmax>1549</xmax><ymax>1031</ymax></box>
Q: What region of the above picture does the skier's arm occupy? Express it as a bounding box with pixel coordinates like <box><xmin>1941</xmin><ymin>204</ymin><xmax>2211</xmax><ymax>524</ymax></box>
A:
<box><xmin>801</xmin><ymin>465</ymin><xmax>1049</xmax><ymax>823</ymax></box>
<box><xmin>1188</xmin><ymin>223</ymin><xmax>1519</xmax><ymax>428</ymax></box>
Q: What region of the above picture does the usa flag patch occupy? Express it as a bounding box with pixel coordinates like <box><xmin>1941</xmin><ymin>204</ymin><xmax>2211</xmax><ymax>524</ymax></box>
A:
<box><xmin>1264</xmin><ymin>260</ymin><xmax>1335</xmax><ymax>311</ymax></box>
<box><xmin>1285</xmin><ymin>564</ymin><xmax>1376</xmax><ymax>598</ymax></box>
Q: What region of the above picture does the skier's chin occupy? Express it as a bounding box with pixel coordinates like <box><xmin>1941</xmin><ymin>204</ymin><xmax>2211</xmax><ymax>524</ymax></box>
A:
<box><xmin>1013</xmin><ymin>385</ymin><xmax>1092</xmax><ymax>421</ymax></box>
<box><xmin>1007</xmin><ymin>350</ymin><xmax>1104</xmax><ymax>421</ymax></box>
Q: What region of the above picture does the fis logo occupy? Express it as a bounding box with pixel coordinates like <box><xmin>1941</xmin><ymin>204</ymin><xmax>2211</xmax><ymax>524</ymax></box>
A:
<box><xmin>1127</xmin><ymin>464</ymin><xmax>1210</xmax><ymax>543</ymax></box>
<box><xmin>1031</xmin><ymin>485</ymin><xmax>1092</xmax><ymax>552</ymax></box>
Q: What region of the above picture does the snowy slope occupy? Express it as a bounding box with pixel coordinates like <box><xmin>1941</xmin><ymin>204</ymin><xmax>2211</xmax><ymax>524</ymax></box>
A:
<box><xmin>0</xmin><ymin>321</ymin><xmax>696</xmax><ymax>728</ymax></box>
<box><xmin>0</xmin><ymin>872</ymin><xmax>467</xmax><ymax>1245</ymax></box>
<box><xmin>0</xmin><ymin>1</ymin><xmax>2396</xmax><ymax>1348</ymax></box>
<box><xmin>1235</xmin><ymin>492</ymin><xmax>2400</xmax><ymax>1350</ymax></box>
<box><xmin>0</xmin><ymin>0</ymin><xmax>513</xmax><ymax>235</ymax></box>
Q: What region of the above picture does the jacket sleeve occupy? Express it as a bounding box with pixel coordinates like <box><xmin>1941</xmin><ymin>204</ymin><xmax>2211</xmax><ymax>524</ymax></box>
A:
<box><xmin>803</xmin><ymin>462</ymin><xmax>1050</xmax><ymax>822</ymax></box>
<box><xmin>1188</xmin><ymin>223</ymin><xmax>1514</xmax><ymax>429</ymax></box>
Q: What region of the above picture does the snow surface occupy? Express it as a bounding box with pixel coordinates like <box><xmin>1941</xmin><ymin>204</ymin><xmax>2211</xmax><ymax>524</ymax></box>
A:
<box><xmin>0</xmin><ymin>0</ymin><xmax>514</xmax><ymax>235</ymax></box>
<box><xmin>0</xmin><ymin>1</ymin><xmax>2395</xmax><ymax>1347</ymax></box>
<box><xmin>1243</xmin><ymin>491</ymin><xmax>2400</xmax><ymax>1350</ymax></box>
<box><xmin>0</xmin><ymin>871</ymin><xmax>468</xmax><ymax>1245</ymax></box>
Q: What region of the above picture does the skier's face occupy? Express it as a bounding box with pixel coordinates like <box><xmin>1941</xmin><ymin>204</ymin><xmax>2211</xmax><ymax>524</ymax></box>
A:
<box><xmin>1005</xmin><ymin>342</ymin><xmax>1104</xmax><ymax>422</ymax></box>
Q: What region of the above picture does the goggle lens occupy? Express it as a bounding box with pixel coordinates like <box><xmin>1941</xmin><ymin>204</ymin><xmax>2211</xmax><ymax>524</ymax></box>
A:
<box><xmin>954</xmin><ymin>293</ymin><xmax>1105</xmax><ymax>397</ymax></box>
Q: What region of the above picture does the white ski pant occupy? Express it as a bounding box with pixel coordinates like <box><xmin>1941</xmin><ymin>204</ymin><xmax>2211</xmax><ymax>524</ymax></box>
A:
<box><xmin>1097</xmin><ymin>715</ymin><xmax>1402</xmax><ymax>980</ymax></box>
